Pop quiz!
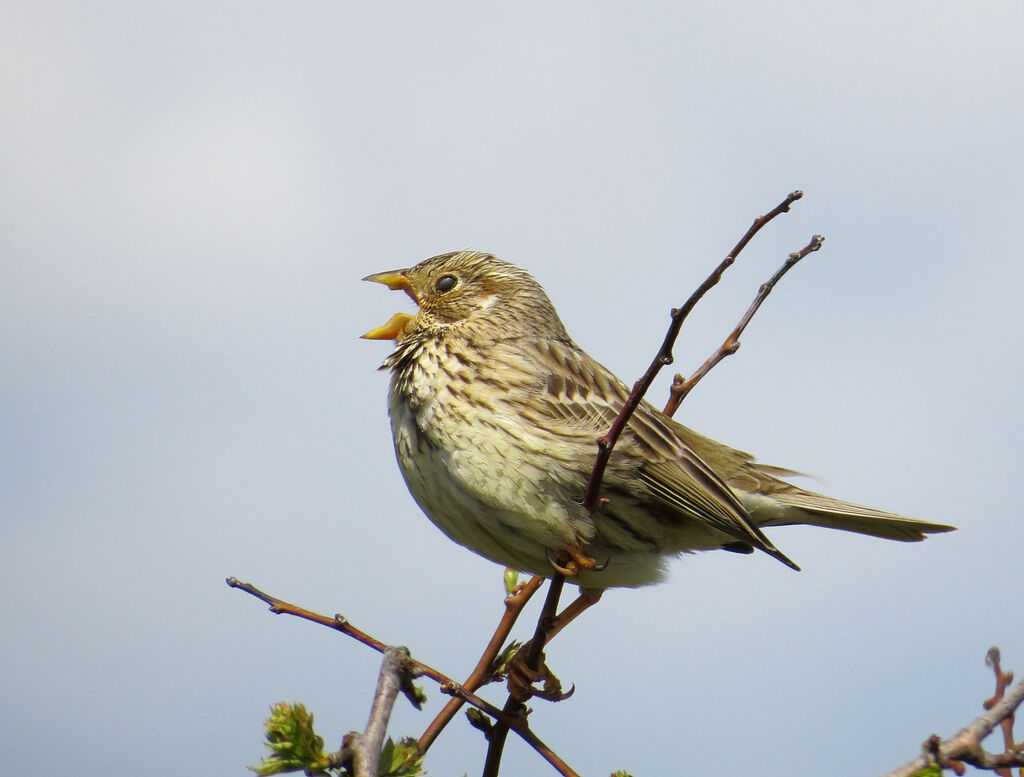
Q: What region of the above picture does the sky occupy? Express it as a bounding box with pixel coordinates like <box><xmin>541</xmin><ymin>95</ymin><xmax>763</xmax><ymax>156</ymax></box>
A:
<box><xmin>2</xmin><ymin>2</ymin><xmax>1022</xmax><ymax>776</ymax></box>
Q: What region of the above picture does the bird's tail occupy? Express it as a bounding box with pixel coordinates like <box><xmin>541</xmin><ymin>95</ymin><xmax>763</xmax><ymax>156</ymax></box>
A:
<box><xmin>672</xmin><ymin>425</ymin><xmax>956</xmax><ymax>543</ymax></box>
<box><xmin>751</xmin><ymin>487</ymin><xmax>956</xmax><ymax>541</ymax></box>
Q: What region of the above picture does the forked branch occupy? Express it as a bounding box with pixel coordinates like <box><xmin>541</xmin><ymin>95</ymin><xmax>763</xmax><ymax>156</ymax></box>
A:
<box><xmin>663</xmin><ymin>233</ymin><xmax>824</xmax><ymax>416</ymax></box>
<box><xmin>581</xmin><ymin>189</ymin><xmax>808</xmax><ymax>513</ymax></box>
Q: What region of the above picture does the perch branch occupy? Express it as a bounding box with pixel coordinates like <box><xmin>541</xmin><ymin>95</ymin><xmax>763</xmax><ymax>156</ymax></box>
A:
<box><xmin>663</xmin><ymin>234</ymin><xmax>824</xmax><ymax>416</ymax></box>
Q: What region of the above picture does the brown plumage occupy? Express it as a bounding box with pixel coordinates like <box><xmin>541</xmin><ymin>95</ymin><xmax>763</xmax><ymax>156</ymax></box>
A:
<box><xmin>363</xmin><ymin>250</ymin><xmax>954</xmax><ymax>588</ymax></box>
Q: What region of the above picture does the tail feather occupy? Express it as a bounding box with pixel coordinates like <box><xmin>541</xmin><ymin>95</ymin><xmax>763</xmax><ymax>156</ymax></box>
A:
<box><xmin>757</xmin><ymin>490</ymin><xmax>956</xmax><ymax>542</ymax></box>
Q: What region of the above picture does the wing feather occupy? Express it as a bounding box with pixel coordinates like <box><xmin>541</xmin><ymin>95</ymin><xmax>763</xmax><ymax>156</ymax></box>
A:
<box><xmin>514</xmin><ymin>339</ymin><xmax>800</xmax><ymax>570</ymax></box>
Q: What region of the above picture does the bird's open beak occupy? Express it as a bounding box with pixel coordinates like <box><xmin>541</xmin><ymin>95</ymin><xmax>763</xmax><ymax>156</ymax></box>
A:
<box><xmin>361</xmin><ymin>269</ymin><xmax>419</xmax><ymax>341</ymax></box>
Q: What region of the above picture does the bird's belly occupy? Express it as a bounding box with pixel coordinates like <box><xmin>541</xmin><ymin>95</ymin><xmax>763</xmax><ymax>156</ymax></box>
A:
<box><xmin>388</xmin><ymin>387</ymin><xmax>575</xmax><ymax>574</ymax></box>
<box><xmin>385</xmin><ymin>375</ymin><xmax>676</xmax><ymax>588</ymax></box>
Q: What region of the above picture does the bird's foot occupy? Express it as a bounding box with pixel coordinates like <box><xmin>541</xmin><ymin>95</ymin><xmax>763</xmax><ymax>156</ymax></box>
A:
<box><xmin>546</xmin><ymin>546</ymin><xmax>605</xmax><ymax>576</ymax></box>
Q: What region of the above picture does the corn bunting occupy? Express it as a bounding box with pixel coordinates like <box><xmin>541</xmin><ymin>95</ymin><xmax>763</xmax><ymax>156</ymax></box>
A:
<box><xmin>363</xmin><ymin>251</ymin><xmax>953</xmax><ymax>588</ymax></box>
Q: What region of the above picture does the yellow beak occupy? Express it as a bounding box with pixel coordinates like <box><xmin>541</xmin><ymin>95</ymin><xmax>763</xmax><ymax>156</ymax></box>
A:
<box><xmin>362</xmin><ymin>270</ymin><xmax>417</xmax><ymax>300</ymax></box>
<box><xmin>362</xmin><ymin>269</ymin><xmax>418</xmax><ymax>341</ymax></box>
<box><xmin>360</xmin><ymin>312</ymin><xmax>414</xmax><ymax>340</ymax></box>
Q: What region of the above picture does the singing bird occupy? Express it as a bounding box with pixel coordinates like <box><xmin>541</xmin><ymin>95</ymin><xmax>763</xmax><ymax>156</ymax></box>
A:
<box><xmin>363</xmin><ymin>251</ymin><xmax>953</xmax><ymax>588</ymax></box>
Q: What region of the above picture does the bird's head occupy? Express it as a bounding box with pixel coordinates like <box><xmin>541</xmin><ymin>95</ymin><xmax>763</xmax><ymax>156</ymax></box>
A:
<box><xmin>361</xmin><ymin>251</ymin><xmax>570</xmax><ymax>346</ymax></box>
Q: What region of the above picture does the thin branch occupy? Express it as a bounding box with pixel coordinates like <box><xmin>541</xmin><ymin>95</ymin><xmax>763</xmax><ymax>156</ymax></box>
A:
<box><xmin>417</xmin><ymin>575</ymin><xmax>543</xmax><ymax>754</ymax></box>
<box><xmin>881</xmin><ymin>650</ymin><xmax>1024</xmax><ymax>777</ymax></box>
<box><xmin>663</xmin><ymin>234</ymin><xmax>824</xmax><ymax>416</ymax></box>
<box><xmin>581</xmin><ymin>189</ymin><xmax>805</xmax><ymax>513</ymax></box>
<box><xmin>227</xmin><ymin>577</ymin><xmax>446</xmax><ymax>686</ymax></box>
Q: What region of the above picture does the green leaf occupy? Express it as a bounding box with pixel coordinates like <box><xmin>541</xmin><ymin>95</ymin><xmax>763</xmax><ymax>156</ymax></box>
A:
<box><xmin>492</xmin><ymin>640</ymin><xmax>524</xmax><ymax>676</ymax></box>
<box><xmin>378</xmin><ymin>736</ymin><xmax>423</xmax><ymax>776</ymax></box>
<box><xmin>251</xmin><ymin>702</ymin><xmax>330</xmax><ymax>775</ymax></box>
<box><xmin>910</xmin><ymin>767</ymin><xmax>942</xmax><ymax>777</ymax></box>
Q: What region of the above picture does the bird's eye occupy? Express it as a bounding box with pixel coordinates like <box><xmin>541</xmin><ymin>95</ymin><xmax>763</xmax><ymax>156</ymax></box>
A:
<box><xmin>435</xmin><ymin>275</ymin><xmax>458</xmax><ymax>293</ymax></box>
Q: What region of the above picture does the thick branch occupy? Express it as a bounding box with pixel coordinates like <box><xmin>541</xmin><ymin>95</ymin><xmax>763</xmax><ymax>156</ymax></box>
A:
<box><xmin>663</xmin><ymin>234</ymin><xmax>824</xmax><ymax>416</ymax></box>
<box><xmin>581</xmin><ymin>189</ymin><xmax>805</xmax><ymax>513</ymax></box>
<box><xmin>347</xmin><ymin>647</ymin><xmax>409</xmax><ymax>777</ymax></box>
<box><xmin>881</xmin><ymin>660</ymin><xmax>1024</xmax><ymax>777</ymax></box>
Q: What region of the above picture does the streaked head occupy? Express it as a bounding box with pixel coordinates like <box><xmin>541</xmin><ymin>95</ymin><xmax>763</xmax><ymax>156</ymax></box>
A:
<box><xmin>362</xmin><ymin>250</ymin><xmax>569</xmax><ymax>345</ymax></box>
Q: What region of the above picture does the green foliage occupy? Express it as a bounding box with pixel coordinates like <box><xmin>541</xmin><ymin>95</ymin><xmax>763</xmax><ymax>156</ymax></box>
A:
<box><xmin>610</xmin><ymin>771</ymin><xmax>635</xmax><ymax>777</ymax></box>
<box><xmin>378</xmin><ymin>737</ymin><xmax>424</xmax><ymax>777</ymax></box>
<box><xmin>399</xmin><ymin>677</ymin><xmax>427</xmax><ymax>710</ymax></box>
<box><xmin>464</xmin><ymin>707</ymin><xmax>492</xmax><ymax>734</ymax></box>
<box><xmin>910</xmin><ymin>767</ymin><xmax>942</xmax><ymax>777</ymax></box>
<box><xmin>492</xmin><ymin>639</ymin><xmax>524</xmax><ymax>677</ymax></box>
<box><xmin>252</xmin><ymin>702</ymin><xmax>330</xmax><ymax>775</ymax></box>
<box><xmin>251</xmin><ymin>703</ymin><xmax>422</xmax><ymax>777</ymax></box>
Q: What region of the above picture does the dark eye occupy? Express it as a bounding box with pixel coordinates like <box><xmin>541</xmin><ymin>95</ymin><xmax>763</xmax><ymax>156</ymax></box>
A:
<box><xmin>435</xmin><ymin>274</ymin><xmax>458</xmax><ymax>293</ymax></box>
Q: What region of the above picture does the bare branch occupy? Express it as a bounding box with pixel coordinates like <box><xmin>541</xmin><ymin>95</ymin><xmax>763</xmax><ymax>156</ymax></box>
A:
<box><xmin>663</xmin><ymin>234</ymin><xmax>824</xmax><ymax>416</ymax></box>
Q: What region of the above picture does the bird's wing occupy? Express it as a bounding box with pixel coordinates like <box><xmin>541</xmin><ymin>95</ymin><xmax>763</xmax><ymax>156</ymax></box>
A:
<box><xmin>515</xmin><ymin>339</ymin><xmax>800</xmax><ymax>570</ymax></box>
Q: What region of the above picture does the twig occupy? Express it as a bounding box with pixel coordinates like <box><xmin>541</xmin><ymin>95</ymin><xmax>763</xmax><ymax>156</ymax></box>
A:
<box><xmin>227</xmin><ymin>577</ymin><xmax>445</xmax><ymax>685</ymax></box>
<box><xmin>581</xmin><ymin>189</ymin><xmax>805</xmax><ymax>513</ymax></box>
<box><xmin>663</xmin><ymin>234</ymin><xmax>824</xmax><ymax>416</ymax></box>
<box><xmin>881</xmin><ymin>649</ymin><xmax>1024</xmax><ymax>777</ymax></box>
<box><xmin>984</xmin><ymin>647</ymin><xmax>1020</xmax><ymax>777</ymax></box>
<box><xmin>417</xmin><ymin>575</ymin><xmax>543</xmax><ymax>754</ymax></box>
<box><xmin>344</xmin><ymin>647</ymin><xmax>411</xmax><ymax>777</ymax></box>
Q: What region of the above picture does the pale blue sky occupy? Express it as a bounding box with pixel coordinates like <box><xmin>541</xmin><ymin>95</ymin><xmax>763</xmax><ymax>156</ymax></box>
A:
<box><xmin>2</xmin><ymin>2</ymin><xmax>1022</xmax><ymax>776</ymax></box>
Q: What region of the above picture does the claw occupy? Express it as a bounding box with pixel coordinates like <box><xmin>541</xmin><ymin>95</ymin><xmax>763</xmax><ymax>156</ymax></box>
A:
<box><xmin>532</xmin><ymin>682</ymin><xmax>575</xmax><ymax>703</ymax></box>
<box><xmin>545</xmin><ymin>546</ymin><xmax>605</xmax><ymax>576</ymax></box>
<box><xmin>545</xmin><ymin>549</ymin><xmax>578</xmax><ymax>576</ymax></box>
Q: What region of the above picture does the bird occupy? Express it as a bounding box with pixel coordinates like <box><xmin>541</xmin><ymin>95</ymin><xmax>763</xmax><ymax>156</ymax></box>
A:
<box><xmin>362</xmin><ymin>250</ymin><xmax>954</xmax><ymax>588</ymax></box>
